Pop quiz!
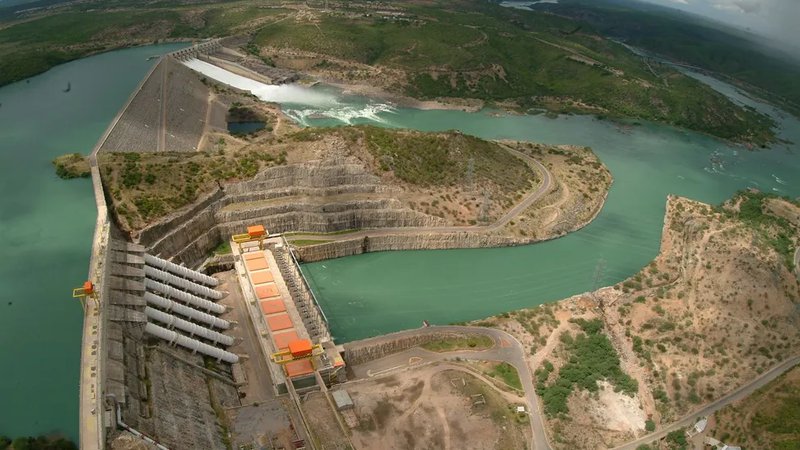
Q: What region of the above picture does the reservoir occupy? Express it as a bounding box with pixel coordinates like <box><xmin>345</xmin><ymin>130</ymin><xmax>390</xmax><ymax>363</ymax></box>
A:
<box><xmin>0</xmin><ymin>44</ymin><xmax>798</xmax><ymax>440</ymax></box>
<box><xmin>0</xmin><ymin>43</ymin><xmax>185</xmax><ymax>442</ymax></box>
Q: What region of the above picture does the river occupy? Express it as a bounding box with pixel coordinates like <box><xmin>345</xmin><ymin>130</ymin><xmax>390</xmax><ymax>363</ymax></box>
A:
<box><xmin>284</xmin><ymin>77</ymin><xmax>800</xmax><ymax>343</ymax></box>
<box><xmin>0</xmin><ymin>44</ymin><xmax>797</xmax><ymax>441</ymax></box>
<box><xmin>0</xmin><ymin>43</ymin><xmax>185</xmax><ymax>442</ymax></box>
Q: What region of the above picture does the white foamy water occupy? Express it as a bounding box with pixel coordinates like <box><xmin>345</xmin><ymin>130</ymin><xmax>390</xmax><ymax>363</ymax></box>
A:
<box><xmin>284</xmin><ymin>103</ymin><xmax>397</xmax><ymax>126</ymax></box>
<box><xmin>183</xmin><ymin>58</ymin><xmax>338</xmax><ymax>106</ymax></box>
<box><xmin>183</xmin><ymin>58</ymin><xmax>396</xmax><ymax>125</ymax></box>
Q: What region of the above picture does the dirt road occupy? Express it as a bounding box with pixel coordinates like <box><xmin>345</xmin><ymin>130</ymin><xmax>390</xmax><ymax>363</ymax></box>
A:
<box><xmin>612</xmin><ymin>355</ymin><xmax>800</xmax><ymax>450</ymax></box>
<box><xmin>346</xmin><ymin>325</ymin><xmax>552</xmax><ymax>450</ymax></box>
<box><xmin>287</xmin><ymin>146</ymin><xmax>552</xmax><ymax>241</ymax></box>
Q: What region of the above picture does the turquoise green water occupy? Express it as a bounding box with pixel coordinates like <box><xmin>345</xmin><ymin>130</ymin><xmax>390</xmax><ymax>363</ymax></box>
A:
<box><xmin>298</xmin><ymin>87</ymin><xmax>800</xmax><ymax>343</ymax></box>
<box><xmin>0</xmin><ymin>43</ymin><xmax>185</xmax><ymax>441</ymax></box>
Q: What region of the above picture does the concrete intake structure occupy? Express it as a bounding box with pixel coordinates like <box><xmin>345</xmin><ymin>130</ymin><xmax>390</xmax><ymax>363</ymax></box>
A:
<box><xmin>144</xmin><ymin>253</ymin><xmax>219</xmax><ymax>287</ymax></box>
<box><xmin>144</xmin><ymin>265</ymin><xmax>224</xmax><ymax>300</ymax></box>
<box><xmin>143</xmin><ymin>292</ymin><xmax>231</xmax><ymax>330</ymax></box>
<box><xmin>143</xmin><ymin>322</ymin><xmax>239</xmax><ymax>364</ymax></box>
<box><xmin>144</xmin><ymin>307</ymin><xmax>234</xmax><ymax>347</ymax></box>
<box><xmin>145</xmin><ymin>279</ymin><xmax>226</xmax><ymax>314</ymax></box>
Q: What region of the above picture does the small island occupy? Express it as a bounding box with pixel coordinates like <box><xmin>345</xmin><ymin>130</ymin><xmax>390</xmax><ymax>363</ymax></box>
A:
<box><xmin>52</xmin><ymin>153</ymin><xmax>90</xmax><ymax>179</ymax></box>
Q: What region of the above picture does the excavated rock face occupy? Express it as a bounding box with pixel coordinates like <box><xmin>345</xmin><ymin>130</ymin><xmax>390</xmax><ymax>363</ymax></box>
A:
<box><xmin>137</xmin><ymin>157</ymin><xmax>446</xmax><ymax>267</ymax></box>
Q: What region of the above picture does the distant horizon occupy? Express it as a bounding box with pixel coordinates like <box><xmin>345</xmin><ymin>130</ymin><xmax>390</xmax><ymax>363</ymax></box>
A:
<box><xmin>637</xmin><ymin>0</ymin><xmax>800</xmax><ymax>54</ymax></box>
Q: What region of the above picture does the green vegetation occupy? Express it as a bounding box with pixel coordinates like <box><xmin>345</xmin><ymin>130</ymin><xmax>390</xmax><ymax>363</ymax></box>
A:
<box><xmin>665</xmin><ymin>428</ymin><xmax>688</xmax><ymax>449</ymax></box>
<box><xmin>0</xmin><ymin>435</ymin><xmax>77</xmax><ymax>450</ymax></box>
<box><xmin>100</xmin><ymin>148</ymin><xmax>287</xmax><ymax>230</ymax></box>
<box><xmin>420</xmin><ymin>334</ymin><xmax>494</xmax><ymax>352</ymax></box>
<box><xmin>289</xmin><ymin>125</ymin><xmax>535</xmax><ymax>197</ymax></box>
<box><xmin>540</xmin><ymin>0</ymin><xmax>800</xmax><ymax>118</ymax></box>
<box><xmin>288</xmin><ymin>239</ymin><xmax>333</xmax><ymax>247</ymax></box>
<box><xmin>721</xmin><ymin>191</ymin><xmax>798</xmax><ymax>268</ymax></box>
<box><xmin>488</xmin><ymin>362</ymin><xmax>523</xmax><ymax>390</ymax></box>
<box><xmin>283</xmin><ymin>228</ymin><xmax>361</xmax><ymax>237</ymax></box>
<box><xmin>0</xmin><ymin>4</ymin><xmax>289</xmax><ymax>86</ymax></box>
<box><xmin>52</xmin><ymin>153</ymin><xmax>90</xmax><ymax>179</ymax></box>
<box><xmin>537</xmin><ymin>318</ymin><xmax>638</xmax><ymax>416</ymax></box>
<box><xmin>645</xmin><ymin>419</ymin><xmax>656</xmax><ymax>432</ymax></box>
<box><xmin>212</xmin><ymin>240</ymin><xmax>231</xmax><ymax>255</ymax></box>
<box><xmin>253</xmin><ymin>1</ymin><xmax>775</xmax><ymax>144</ymax></box>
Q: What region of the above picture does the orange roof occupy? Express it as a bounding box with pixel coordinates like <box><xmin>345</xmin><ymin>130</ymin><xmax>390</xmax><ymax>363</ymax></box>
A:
<box><xmin>245</xmin><ymin>257</ymin><xmax>268</xmax><ymax>271</ymax></box>
<box><xmin>273</xmin><ymin>330</ymin><xmax>300</xmax><ymax>351</ymax></box>
<box><xmin>289</xmin><ymin>339</ymin><xmax>313</xmax><ymax>357</ymax></box>
<box><xmin>285</xmin><ymin>359</ymin><xmax>315</xmax><ymax>378</ymax></box>
<box><xmin>247</xmin><ymin>225</ymin><xmax>266</xmax><ymax>238</ymax></box>
<box><xmin>243</xmin><ymin>252</ymin><xmax>263</xmax><ymax>261</ymax></box>
<box><xmin>259</xmin><ymin>299</ymin><xmax>286</xmax><ymax>315</ymax></box>
<box><xmin>255</xmin><ymin>284</ymin><xmax>280</xmax><ymax>299</ymax></box>
<box><xmin>251</xmin><ymin>271</ymin><xmax>274</xmax><ymax>284</ymax></box>
<box><xmin>266</xmin><ymin>313</ymin><xmax>293</xmax><ymax>332</ymax></box>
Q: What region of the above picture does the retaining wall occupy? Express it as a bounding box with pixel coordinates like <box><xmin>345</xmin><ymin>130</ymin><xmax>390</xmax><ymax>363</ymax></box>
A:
<box><xmin>295</xmin><ymin>233</ymin><xmax>528</xmax><ymax>262</ymax></box>
<box><xmin>343</xmin><ymin>329</ymin><xmax>492</xmax><ymax>366</ymax></box>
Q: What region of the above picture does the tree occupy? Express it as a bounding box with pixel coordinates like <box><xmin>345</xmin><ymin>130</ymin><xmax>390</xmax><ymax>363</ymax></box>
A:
<box><xmin>666</xmin><ymin>429</ymin><xmax>688</xmax><ymax>449</ymax></box>
<box><xmin>645</xmin><ymin>419</ymin><xmax>656</xmax><ymax>432</ymax></box>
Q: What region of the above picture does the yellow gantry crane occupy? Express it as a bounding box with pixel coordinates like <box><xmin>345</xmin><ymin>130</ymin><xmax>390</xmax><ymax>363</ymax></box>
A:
<box><xmin>72</xmin><ymin>280</ymin><xmax>96</xmax><ymax>312</ymax></box>
<box><xmin>232</xmin><ymin>225</ymin><xmax>268</xmax><ymax>251</ymax></box>
<box><xmin>270</xmin><ymin>339</ymin><xmax>323</xmax><ymax>365</ymax></box>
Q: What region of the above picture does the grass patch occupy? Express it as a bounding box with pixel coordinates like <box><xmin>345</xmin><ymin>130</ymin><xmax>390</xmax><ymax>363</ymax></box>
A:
<box><xmin>488</xmin><ymin>362</ymin><xmax>523</xmax><ymax>391</ymax></box>
<box><xmin>283</xmin><ymin>228</ymin><xmax>361</xmax><ymax>236</ymax></box>
<box><xmin>420</xmin><ymin>335</ymin><xmax>494</xmax><ymax>352</ymax></box>
<box><xmin>288</xmin><ymin>239</ymin><xmax>333</xmax><ymax>247</ymax></box>
<box><xmin>213</xmin><ymin>240</ymin><xmax>231</xmax><ymax>255</ymax></box>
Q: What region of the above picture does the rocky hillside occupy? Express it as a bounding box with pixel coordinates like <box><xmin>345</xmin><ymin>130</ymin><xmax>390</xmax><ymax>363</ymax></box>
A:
<box><xmin>470</xmin><ymin>191</ymin><xmax>800</xmax><ymax>448</ymax></box>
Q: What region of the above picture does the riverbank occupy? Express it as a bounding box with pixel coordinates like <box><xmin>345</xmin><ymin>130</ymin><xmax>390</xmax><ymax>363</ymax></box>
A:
<box><xmin>473</xmin><ymin>192</ymin><xmax>800</xmax><ymax>448</ymax></box>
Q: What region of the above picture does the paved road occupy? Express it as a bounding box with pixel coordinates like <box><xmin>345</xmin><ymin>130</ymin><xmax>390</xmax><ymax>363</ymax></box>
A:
<box><xmin>613</xmin><ymin>355</ymin><xmax>800</xmax><ymax>450</ymax></box>
<box><xmin>346</xmin><ymin>325</ymin><xmax>552</xmax><ymax>450</ymax></box>
<box><xmin>288</xmin><ymin>147</ymin><xmax>552</xmax><ymax>242</ymax></box>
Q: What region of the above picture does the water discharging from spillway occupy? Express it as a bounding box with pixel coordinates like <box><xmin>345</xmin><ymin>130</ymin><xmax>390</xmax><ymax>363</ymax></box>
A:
<box><xmin>183</xmin><ymin>58</ymin><xmax>396</xmax><ymax>125</ymax></box>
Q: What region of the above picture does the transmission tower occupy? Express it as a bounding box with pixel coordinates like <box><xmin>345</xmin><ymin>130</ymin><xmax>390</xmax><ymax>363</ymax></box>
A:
<box><xmin>479</xmin><ymin>188</ymin><xmax>491</xmax><ymax>223</ymax></box>
<box><xmin>465</xmin><ymin>157</ymin><xmax>475</xmax><ymax>193</ymax></box>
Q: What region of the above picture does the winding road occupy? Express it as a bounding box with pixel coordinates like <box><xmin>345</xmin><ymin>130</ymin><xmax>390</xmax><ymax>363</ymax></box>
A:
<box><xmin>345</xmin><ymin>325</ymin><xmax>552</xmax><ymax>450</ymax></box>
<box><xmin>287</xmin><ymin>146</ymin><xmax>553</xmax><ymax>242</ymax></box>
<box><xmin>613</xmin><ymin>355</ymin><xmax>800</xmax><ymax>450</ymax></box>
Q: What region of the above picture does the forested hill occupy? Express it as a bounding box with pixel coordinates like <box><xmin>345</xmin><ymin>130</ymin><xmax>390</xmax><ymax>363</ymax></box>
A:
<box><xmin>526</xmin><ymin>0</ymin><xmax>800</xmax><ymax>118</ymax></box>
